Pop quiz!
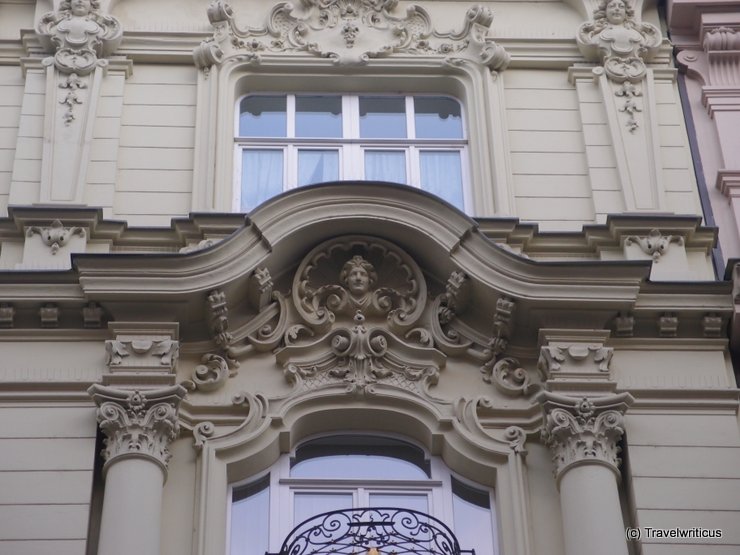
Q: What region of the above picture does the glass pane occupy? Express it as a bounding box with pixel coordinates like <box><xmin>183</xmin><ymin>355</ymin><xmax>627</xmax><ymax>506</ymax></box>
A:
<box><xmin>239</xmin><ymin>95</ymin><xmax>287</xmax><ymax>137</ymax></box>
<box><xmin>364</xmin><ymin>150</ymin><xmax>407</xmax><ymax>183</ymax></box>
<box><xmin>296</xmin><ymin>95</ymin><xmax>342</xmax><ymax>138</ymax></box>
<box><xmin>452</xmin><ymin>479</ymin><xmax>495</xmax><ymax>555</ymax></box>
<box><xmin>241</xmin><ymin>149</ymin><xmax>283</xmax><ymax>211</ymax></box>
<box><xmin>419</xmin><ymin>151</ymin><xmax>464</xmax><ymax>210</ymax></box>
<box><xmin>297</xmin><ymin>150</ymin><xmax>339</xmax><ymax>186</ymax></box>
<box><xmin>294</xmin><ymin>492</ymin><xmax>353</xmax><ymax>526</ymax></box>
<box><xmin>230</xmin><ymin>477</ymin><xmax>269</xmax><ymax>555</ymax></box>
<box><xmin>368</xmin><ymin>493</ymin><xmax>428</xmax><ymax>513</ymax></box>
<box><xmin>291</xmin><ymin>454</ymin><xmax>428</xmax><ymax>480</ymax></box>
<box><xmin>414</xmin><ymin>96</ymin><xmax>463</xmax><ymax>139</ymax></box>
<box><xmin>359</xmin><ymin>96</ymin><xmax>407</xmax><ymax>138</ymax></box>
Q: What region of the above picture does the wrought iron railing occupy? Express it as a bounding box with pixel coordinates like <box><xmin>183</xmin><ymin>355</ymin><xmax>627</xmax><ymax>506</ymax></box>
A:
<box><xmin>268</xmin><ymin>507</ymin><xmax>475</xmax><ymax>555</ymax></box>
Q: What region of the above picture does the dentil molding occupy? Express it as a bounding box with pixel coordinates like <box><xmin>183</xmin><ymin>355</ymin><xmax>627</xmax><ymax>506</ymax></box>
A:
<box><xmin>88</xmin><ymin>384</ymin><xmax>187</xmax><ymax>476</ymax></box>
<box><xmin>538</xmin><ymin>391</ymin><xmax>634</xmax><ymax>484</ymax></box>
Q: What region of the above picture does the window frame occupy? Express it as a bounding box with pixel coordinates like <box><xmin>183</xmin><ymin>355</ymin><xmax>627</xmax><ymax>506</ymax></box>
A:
<box><xmin>233</xmin><ymin>93</ymin><xmax>471</xmax><ymax>212</ymax></box>
<box><xmin>226</xmin><ymin>434</ymin><xmax>499</xmax><ymax>555</ymax></box>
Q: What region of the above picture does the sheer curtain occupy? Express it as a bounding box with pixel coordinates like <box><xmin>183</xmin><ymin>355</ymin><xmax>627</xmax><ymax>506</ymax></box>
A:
<box><xmin>241</xmin><ymin>149</ymin><xmax>283</xmax><ymax>211</ymax></box>
<box><xmin>419</xmin><ymin>151</ymin><xmax>464</xmax><ymax>209</ymax></box>
<box><xmin>297</xmin><ymin>150</ymin><xmax>339</xmax><ymax>186</ymax></box>
<box><xmin>364</xmin><ymin>150</ymin><xmax>407</xmax><ymax>183</ymax></box>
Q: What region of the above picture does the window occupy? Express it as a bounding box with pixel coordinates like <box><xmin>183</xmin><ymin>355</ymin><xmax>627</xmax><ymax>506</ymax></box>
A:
<box><xmin>228</xmin><ymin>436</ymin><xmax>497</xmax><ymax>555</ymax></box>
<box><xmin>235</xmin><ymin>94</ymin><xmax>468</xmax><ymax>211</ymax></box>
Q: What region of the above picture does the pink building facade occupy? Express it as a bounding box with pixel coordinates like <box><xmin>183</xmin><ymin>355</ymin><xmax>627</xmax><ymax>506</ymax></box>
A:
<box><xmin>668</xmin><ymin>0</ymin><xmax>740</xmax><ymax>346</ymax></box>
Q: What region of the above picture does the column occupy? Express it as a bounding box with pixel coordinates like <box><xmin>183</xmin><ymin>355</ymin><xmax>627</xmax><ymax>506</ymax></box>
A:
<box><xmin>539</xmin><ymin>391</ymin><xmax>633</xmax><ymax>555</ymax></box>
<box><xmin>537</xmin><ymin>329</ymin><xmax>634</xmax><ymax>555</ymax></box>
<box><xmin>89</xmin><ymin>384</ymin><xmax>186</xmax><ymax>555</ymax></box>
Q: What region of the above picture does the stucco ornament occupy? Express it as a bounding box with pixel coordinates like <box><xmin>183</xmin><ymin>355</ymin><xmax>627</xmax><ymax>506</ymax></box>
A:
<box><xmin>625</xmin><ymin>229</ymin><xmax>684</xmax><ymax>262</ymax></box>
<box><xmin>36</xmin><ymin>0</ymin><xmax>123</xmax><ymax>75</ymax></box>
<box><xmin>26</xmin><ymin>219</ymin><xmax>85</xmax><ymax>255</ymax></box>
<box><xmin>539</xmin><ymin>391</ymin><xmax>633</xmax><ymax>483</ymax></box>
<box><xmin>88</xmin><ymin>384</ymin><xmax>187</xmax><ymax>475</ymax></box>
<box><xmin>294</xmin><ymin>238</ymin><xmax>426</xmax><ymax>334</ymax></box>
<box><xmin>577</xmin><ymin>0</ymin><xmax>661</xmax><ymax>83</ymax></box>
<box><xmin>279</xmin><ymin>238</ymin><xmax>443</xmax><ymax>396</ymax></box>
<box><xmin>280</xmin><ymin>310</ymin><xmax>443</xmax><ymax>396</ymax></box>
<box><xmin>105</xmin><ymin>337</ymin><xmax>180</xmax><ymax>370</ymax></box>
<box><xmin>194</xmin><ymin>0</ymin><xmax>509</xmax><ymax>70</ymax></box>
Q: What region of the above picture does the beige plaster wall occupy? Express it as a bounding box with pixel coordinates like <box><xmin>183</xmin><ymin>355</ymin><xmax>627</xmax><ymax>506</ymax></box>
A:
<box><xmin>0</xmin><ymin>403</ymin><xmax>97</xmax><ymax>554</ymax></box>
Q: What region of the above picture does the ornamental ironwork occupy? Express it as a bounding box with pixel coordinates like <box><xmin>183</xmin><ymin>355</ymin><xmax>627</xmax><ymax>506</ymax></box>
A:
<box><xmin>271</xmin><ymin>507</ymin><xmax>472</xmax><ymax>555</ymax></box>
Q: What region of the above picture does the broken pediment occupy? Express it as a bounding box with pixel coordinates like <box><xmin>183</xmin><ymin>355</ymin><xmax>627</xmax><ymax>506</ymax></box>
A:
<box><xmin>193</xmin><ymin>0</ymin><xmax>510</xmax><ymax>70</ymax></box>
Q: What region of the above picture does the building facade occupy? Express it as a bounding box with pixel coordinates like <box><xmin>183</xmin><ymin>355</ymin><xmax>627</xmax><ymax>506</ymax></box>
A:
<box><xmin>0</xmin><ymin>1</ymin><xmax>738</xmax><ymax>555</ymax></box>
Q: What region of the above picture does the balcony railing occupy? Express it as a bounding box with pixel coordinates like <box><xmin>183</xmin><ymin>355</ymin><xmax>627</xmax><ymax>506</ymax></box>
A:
<box><xmin>269</xmin><ymin>507</ymin><xmax>474</xmax><ymax>555</ymax></box>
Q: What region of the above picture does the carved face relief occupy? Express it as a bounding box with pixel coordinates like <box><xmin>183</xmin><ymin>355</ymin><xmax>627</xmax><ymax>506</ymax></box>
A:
<box><xmin>605</xmin><ymin>0</ymin><xmax>627</xmax><ymax>25</ymax></box>
<box><xmin>293</xmin><ymin>237</ymin><xmax>426</xmax><ymax>333</ymax></box>
<box><xmin>70</xmin><ymin>0</ymin><xmax>93</xmax><ymax>17</ymax></box>
<box><xmin>341</xmin><ymin>256</ymin><xmax>375</xmax><ymax>299</ymax></box>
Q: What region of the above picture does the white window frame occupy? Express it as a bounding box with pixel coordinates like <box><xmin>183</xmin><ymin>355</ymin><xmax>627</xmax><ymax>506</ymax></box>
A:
<box><xmin>226</xmin><ymin>434</ymin><xmax>498</xmax><ymax>555</ymax></box>
<box><xmin>233</xmin><ymin>93</ymin><xmax>470</xmax><ymax>212</ymax></box>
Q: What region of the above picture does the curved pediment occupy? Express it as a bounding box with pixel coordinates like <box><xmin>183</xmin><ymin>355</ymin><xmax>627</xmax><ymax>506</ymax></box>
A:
<box><xmin>74</xmin><ymin>182</ymin><xmax>649</xmax><ymax>318</ymax></box>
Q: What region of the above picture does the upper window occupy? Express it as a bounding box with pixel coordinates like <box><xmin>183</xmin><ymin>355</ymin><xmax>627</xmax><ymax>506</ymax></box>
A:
<box><xmin>235</xmin><ymin>94</ymin><xmax>468</xmax><ymax>211</ymax></box>
<box><xmin>228</xmin><ymin>435</ymin><xmax>497</xmax><ymax>555</ymax></box>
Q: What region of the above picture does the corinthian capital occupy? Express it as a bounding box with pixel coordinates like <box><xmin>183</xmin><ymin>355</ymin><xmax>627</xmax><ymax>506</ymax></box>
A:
<box><xmin>538</xmin><ymin>391</ymin><xmax>633</xmax><ymax>484</ymax></box>
<box><xmin>88</xmin><ymin>384</ymin><xmax>187</xmax><ymax>476</ymax></box>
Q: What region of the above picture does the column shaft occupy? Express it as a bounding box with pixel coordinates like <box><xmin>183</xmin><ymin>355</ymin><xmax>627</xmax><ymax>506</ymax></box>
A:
<box><xmin>98</xmin><ymin>459</ymin><xmax>165</xmax><ymax>555</ymax></box>
<box><xmin>559</xmin><ymin>465</ymin><xmax>629</xmax><ymax>555</ymax></box>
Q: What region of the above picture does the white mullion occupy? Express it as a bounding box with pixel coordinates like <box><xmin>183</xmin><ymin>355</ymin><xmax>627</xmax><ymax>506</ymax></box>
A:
<box><xmin>409</xmin><ymin>146</ymin><xmax>421</xmax><ymax>189</ymax></box>
<box><xmin>233</xmin><ymin>145</ymin><xmax>242</xmax><ymax>211</ymax></box>
<box><xmin>286</xmin><ymin>94</ymin><xmax>296</xmax><ymax>138</ymax></box>
<box><xmin>405</xmin><ymin>95</ymin><xmax>415</xmax><ymax>139</ymax></box>
<box><xmin>348</xmin><ymin>95</ymin><xmax>360</xmax><ymax>139</ymax></box>
<box><xmin>286</xmin><ymin>145</ymin><xmax>296</xmax><ymax>190</ymax></box>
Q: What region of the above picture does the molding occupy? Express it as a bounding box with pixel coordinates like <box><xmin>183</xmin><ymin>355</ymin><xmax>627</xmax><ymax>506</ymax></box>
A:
<box><xmin>89</xmin><ymin>384</ymin><xmax>187</xmax><ymax>478</ymax></box>
<box><xmin>538</xmin><ymin>390</ymin><xmax>634</xmax><ymax>485</ymax></box>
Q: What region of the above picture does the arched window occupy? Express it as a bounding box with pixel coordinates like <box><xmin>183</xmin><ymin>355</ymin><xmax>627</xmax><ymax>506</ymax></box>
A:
<box><xmin>228</xmin><ymin>435</ymin><xmax>497</xmax><ymax>555</ymax></box>
<box><xmin>234</xmin><ymin>94</ymin><xmax>468</xmax><ymax>211</ymax></box>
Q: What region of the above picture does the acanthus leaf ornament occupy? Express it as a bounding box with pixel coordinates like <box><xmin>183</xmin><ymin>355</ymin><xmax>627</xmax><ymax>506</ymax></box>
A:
<box><xmin>538</xmin><ymin>391</ymin><xmax>633</xmax><ymax>483</ymax></box>
<box><xmin>279</xmin><ymin>311</ymin><xmax>443</xmax><ymax>398</ymax></box>
<box><xmin>194</xmin><ymin>0</ymin><xmax>509</xmax><ymax>70</ymax></box>
<box><xmin>88</xmin><ymin>384</ymin><xmax>187</xmax><ymax>476</ymax></box>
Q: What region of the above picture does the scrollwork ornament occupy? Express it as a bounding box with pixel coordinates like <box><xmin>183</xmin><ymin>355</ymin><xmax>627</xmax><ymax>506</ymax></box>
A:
<box><xmin>504</xmin><ymin>426</ymin><xmax>528</xmax><ymax>455</ymax></box>
<box><xmin>194</xmin><ymin>0</ymin><xmax>509</xmax><ymax>70</ymax></box>
<box><xmin>89</xmin><ymin>384</ymin><xmax>187</xmax><ymax>476</ymax></box>
<box><xmin>482</xmin><ymin>357</ymin><xmax>534</xmax><ymax>397</ymax></box>
<box><xmin>187</xmin><ymin>353</ymin><xmax>234</xmax><ymax>392</ymax></box>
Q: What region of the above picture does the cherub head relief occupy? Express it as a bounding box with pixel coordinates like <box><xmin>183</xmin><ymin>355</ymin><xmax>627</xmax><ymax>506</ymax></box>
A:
<box><xmin>601</xmin><ymin>0</ymin><xmax>633</xmax><ymax>26</ymax></box>
<box><xmin>340</xmin><ymin>255</ymin><xmax>377</xmax><ymax>302</ymax></box>
<box><xmin>64</xmin><ymin>0</ymin><xmax>98</xmax><ymax>17</ymax></box>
